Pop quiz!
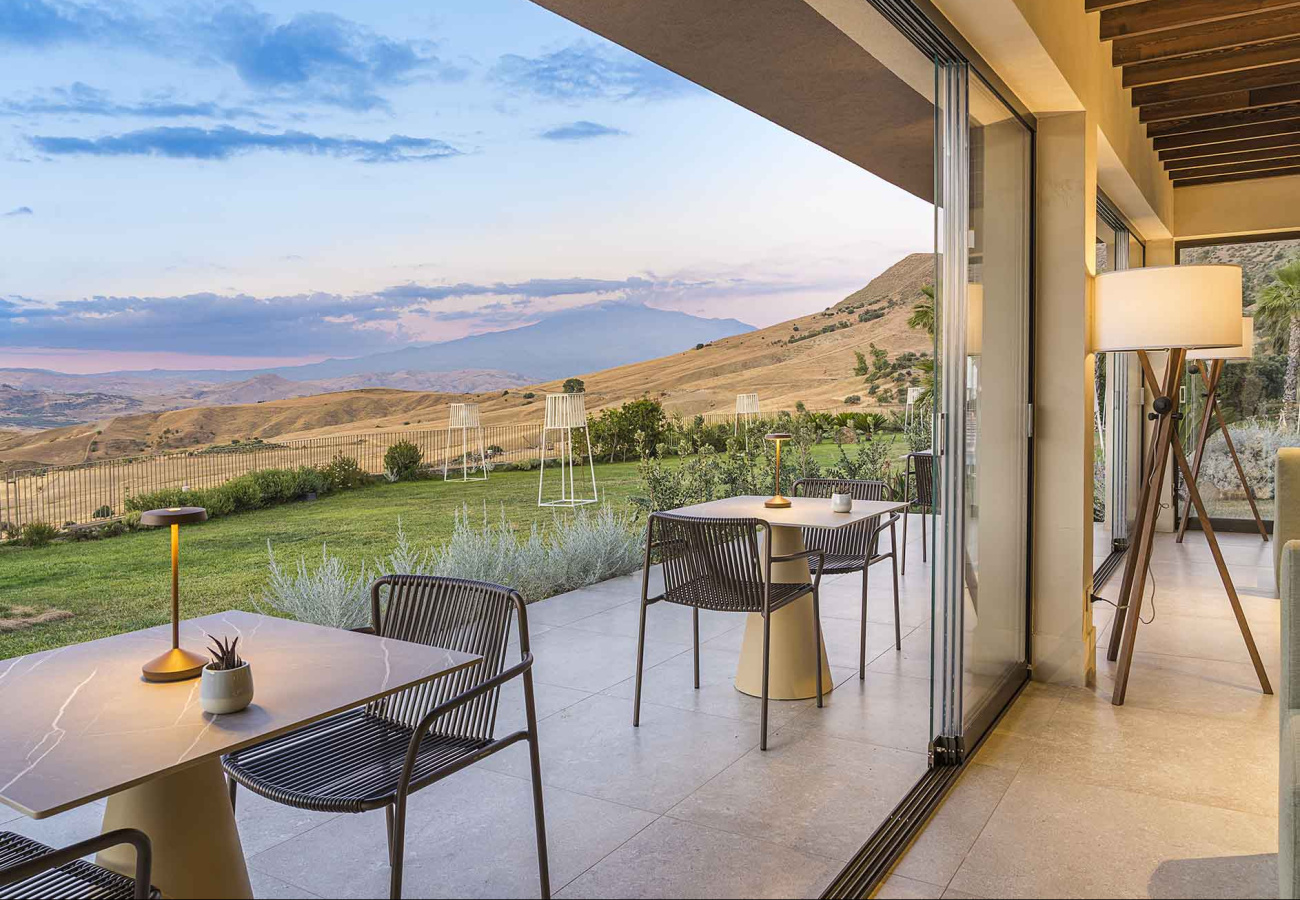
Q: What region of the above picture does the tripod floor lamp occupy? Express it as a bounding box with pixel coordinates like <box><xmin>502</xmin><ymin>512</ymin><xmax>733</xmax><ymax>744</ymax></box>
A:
<box><xmin>1177</xmin><ymin>317</ymin><xmax>1267</xmax><ymax>543</ymax></box>
<box><xmin>1093</xmin><ymin>265</ymin><xmax>1272</xmax><ymax>706</ymax></box>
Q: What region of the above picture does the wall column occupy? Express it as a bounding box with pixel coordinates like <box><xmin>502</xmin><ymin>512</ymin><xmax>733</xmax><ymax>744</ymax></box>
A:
<box><xmin>1031</xmin><ymin>112</ymin><xmax>1097</xmax><ymax>686</ymax></box>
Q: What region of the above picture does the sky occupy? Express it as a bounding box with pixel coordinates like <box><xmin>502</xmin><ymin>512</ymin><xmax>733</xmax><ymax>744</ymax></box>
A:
<box><xmin>0</xmin><ymin>0</ymin><xmax>933</xmax><ymax>374</ymax></box>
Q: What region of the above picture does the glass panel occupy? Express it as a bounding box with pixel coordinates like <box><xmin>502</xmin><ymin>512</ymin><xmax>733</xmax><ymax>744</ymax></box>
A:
<box><xmin>958</xmin><ymin>75</ymin><xmax>1031</xmax><ymax>731</ymax></box>
<box><xmin>1177</xmin><ymin>236</ymin><xmax>1300</xmax><ymax>525</ymax></box>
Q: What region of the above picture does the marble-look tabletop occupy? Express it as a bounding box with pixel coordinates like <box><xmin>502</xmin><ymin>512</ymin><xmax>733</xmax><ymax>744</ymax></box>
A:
<box><xmin>0</xmin><ymin>610</ymin><xmax>480</xmax><ymax>819</ymax></box>
<box><xmin>668</xmin><ymin>495</ymin><xmax>907</xmax><ymax>530</ymax></box>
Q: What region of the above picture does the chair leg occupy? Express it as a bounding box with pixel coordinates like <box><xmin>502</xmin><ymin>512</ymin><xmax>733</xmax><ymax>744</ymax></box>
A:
<box><xmin>902</xmin><ymin>509</ymin><xmax>909</xmax><ymax>575</ymax></box>
<box><xmin>890</xmin><ymin>524</ymin><xmax>901</xmax><ymax>651</ymax></box>
<box><xmin>760</xmin><ymin>611</ymin><xmax>771</xmax><ymax>751</ymax></box>
<box><xmin>385</xmin><ymin>804</ymin><xmax>395</xmax><ymax>868</ymax></box>
<box><xmin>859</xmin><ymin>565</ymin><xmax>869</xmax><ymax>681</ymax></box>
<box><xmin>523</xmin><ymin>668</ymin><xmax>552</xmax><ymax>899</ymax></box>
<box><xmin>813</xmin><ymin>588</ymin><xmax>824</xmax><ymax>709</ymax></box>
<box><xmin>921</xmin><ymin>509</ymin><xmax>927</xmax><ymax>563</ymax></box>
<box><xmin>633</xmin><ymin>597</ymin><xmax>648</xmax><ymax>727</ymax></box>
<box><xmin>227</xmin><ymin>777</ymin><xmax>237</xmax><ymax>813</ymax></box>
<box><xmin>389</xmin><ymin>799</ymin><xmax>407</xmax><ymax>900</ymax></box>
<box><xmin>692</xmin><ymin>608</ymin><xmax>700</xmax><ymax>690</ymax></box>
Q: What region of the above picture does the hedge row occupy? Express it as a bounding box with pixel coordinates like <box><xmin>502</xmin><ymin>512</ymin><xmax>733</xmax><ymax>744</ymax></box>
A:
<box><xmin>123</xmin><ymin>457</ymin><xmax>368</xmax><ymax>520</ymax></box>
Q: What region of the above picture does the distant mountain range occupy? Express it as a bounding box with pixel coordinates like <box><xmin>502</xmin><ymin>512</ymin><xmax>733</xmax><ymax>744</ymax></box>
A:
<box><xmin>0</xmin><ymin>302</ymin><xmax>754</xmax><ymax>429</ymax></box>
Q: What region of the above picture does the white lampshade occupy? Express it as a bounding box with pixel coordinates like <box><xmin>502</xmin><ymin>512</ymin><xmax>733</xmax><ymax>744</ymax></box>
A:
<box><xmin>1093</xmin><ymin>265</ymin><xmax>1242</xmax><ymax>352</ymax></box>
<box><xmin>1189</xmin><ymin>316</ymin><xmax>1254</xmax><ymax>360</ymax></box>
<box><xmin>966</xmin><ymin>283</ymin><xmax>983</xmax><ymax>356</ymax></box>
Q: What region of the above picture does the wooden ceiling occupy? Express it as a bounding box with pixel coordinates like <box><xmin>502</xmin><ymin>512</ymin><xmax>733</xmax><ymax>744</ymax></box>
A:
<box><xmin>1089</xmin><ymin>0</ymin><xmax>1300</xmax><ymax>186</ymax></box>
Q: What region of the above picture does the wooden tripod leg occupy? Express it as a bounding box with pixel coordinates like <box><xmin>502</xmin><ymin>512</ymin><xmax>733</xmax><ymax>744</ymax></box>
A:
<box><xmin>1170</xmin><ymin>431</ymin><xmax>1273</xmax><ymax>695</ymax></box>
<box><xmin>1107</xmin><ymin>353</ymin><xmax>1162</xmax><ymax>662</ymax></box>
<box><xmin>1177</xmin><ymin>360</ymin><xmax>1222</xmax><ymax>543</ymax></box>
<box><xmin>1112</xmin><ymin>350</ymin><xmax>1185</xmax><ymax>705</ymax></box>
<box><xmin>1212</xmin><ymin>400</ymin><xmax>1270</xmax><ymax>541</ymax></box>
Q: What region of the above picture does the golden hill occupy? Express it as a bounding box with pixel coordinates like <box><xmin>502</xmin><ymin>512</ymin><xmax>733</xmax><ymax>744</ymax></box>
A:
<box><xmin>0</xmin><ymin>253</ymin><xmax>934</xmax><ymax>468</ymax></box>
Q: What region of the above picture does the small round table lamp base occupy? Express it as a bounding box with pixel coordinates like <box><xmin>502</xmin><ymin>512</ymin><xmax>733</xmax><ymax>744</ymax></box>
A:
<box><xmin>764</xmin><ymin>496</ymin><xmax>792</xmax><ymax>509</ymax></box>
<box><xmin>142</xmin><ymin>647</ymin><xmax>208</xmax><ymax>683</ymax></box>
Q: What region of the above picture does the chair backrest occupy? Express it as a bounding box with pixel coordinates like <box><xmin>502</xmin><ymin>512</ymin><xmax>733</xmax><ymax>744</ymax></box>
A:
<box><xmin>364</xmin><ymin>575</ymin><xmax>521</xmax><ymax>742</ymax></box>
<box><xmin>651</xmin><ymin>512</ymin><xmax>767</xmax><ymax>612</ymax></box>
<box><xmin>793</xmin><ymin>478</ymin><xmax>888</xmax><ymax>559</ymax></box>
<box><xmin>910</xmin><ymin>452</ymin><xmax>936</xmax><ymax>506</ymax></box>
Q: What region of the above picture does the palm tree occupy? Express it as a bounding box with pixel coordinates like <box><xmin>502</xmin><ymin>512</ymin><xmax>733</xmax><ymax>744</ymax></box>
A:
<box><xmin>908</xmin><ymin>284</ymin><xmax>936</xmax><ymax>336</ymax></box>
<box><xmin>1255</xmin><ymin>259</ymin><xmax>1300</xmax><ymax>428</ymax></box>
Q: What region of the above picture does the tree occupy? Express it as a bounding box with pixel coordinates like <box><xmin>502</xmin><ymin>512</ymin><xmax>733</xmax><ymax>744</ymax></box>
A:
<box><xmin>908</xmin><ymin>284</ymin><xmax>936</xmax><ymax>336</ymax></box>
<box><xmin>1255</xmin><ymin>258</ymin><xmax>1300</xmax><ymax>428</ymax></box>
<box><xmin>562</xmin><ymin>377</ymin><xmax>585</xmax><ymax>394</ymax></box>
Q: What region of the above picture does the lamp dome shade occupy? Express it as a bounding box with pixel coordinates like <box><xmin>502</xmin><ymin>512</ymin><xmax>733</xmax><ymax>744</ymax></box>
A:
<box><xmin>1189</xmin><ymin>316</ymin><xmax>1254</xmax><ymax>360</ymax></box>
<box><xmin>139</xmin><ymin>506</ymin><xmax>208</xmax><ymax>526</ymax></box>
<box><xmin>1092</xmin><ymin>264</ymin><xmax>1242</xmax><ymax>352</ymax></box>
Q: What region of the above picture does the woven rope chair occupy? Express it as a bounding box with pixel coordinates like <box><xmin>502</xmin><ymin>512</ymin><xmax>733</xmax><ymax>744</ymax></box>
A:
<box><xmin>902</xmin><ymin>452</ymin><xmax>936</xmax><ymax>575</ymax></box>
<box><xmin>793</xmin><ymin>478</ymin><xmax>902</xmax><ymax>672</ymax></box>
<box><xmin>0</xmin><ymin>829</ymin><xmax>156</xmax><ymax>899</ymax></box>
<box><xmin>633</xmin><ymin>512</ymin><xmax>825</xmax><ymax>750</ymax></box>
<box><xmin>223</xmin><ymin>576</ymin><xmax>550</xmax><ymax>900</ymax></box>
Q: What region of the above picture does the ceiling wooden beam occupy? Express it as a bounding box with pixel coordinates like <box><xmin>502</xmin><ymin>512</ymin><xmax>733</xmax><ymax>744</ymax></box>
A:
<box><xmin>1112</xmin><ymin>7</ymin><xmax>1300</xmax><ymax>66</ymax></box>
<box><xmin>1132</xmin><ymin>60</ymin><xmax>1300</xmax><ymax>105</ymax></box>
<box><xmin>1140</xmin><ymin>81</ymin><xmax>1300</xmax><ymax>122</ymax></box>
<box><xmin>1086</xmin><ymin>0</ymin><xmax>1145</xmax><ymax>10</ymax></box>
<box><xmin>1168</xmin><ymin>154</ymin><xmax>1300</xmax><ymax>178</ymax></box>
<box><xmin>1154</xmin><ymin>116</ymin><xmax>1300</xmax><ymax>150</ymax></box>
<box><xmin>1102</xmin><ymin>0</ymin><xmax>1300</xmax><ymax>42</ymax></box>
<box><xmin>1123</xmin><ymin>36</ymin><xmax>1300</xmax><ymax>87</ymax></box>
<box><xmin>1147</xmin><ymin>102</ymin><xmax>1300</xmax><ymax>136</ymax></box>
<box><xmin>1174</xmin><ymin>162</ymin><xmax>1300</xmax><ymax>186</ymax></box>
<box><xmin>1165</xmin><ymin>144</ymin><xmax>1300</xmax><ymax>171</ymax></box>
<box><xmin>1159</xmin><ymin>130</ymin><xmax>1300</xmax><ymax>160</ymax></box>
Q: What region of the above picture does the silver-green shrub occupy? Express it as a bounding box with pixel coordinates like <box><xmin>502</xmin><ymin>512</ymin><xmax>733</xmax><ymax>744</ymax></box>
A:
<box><xmin>254</xmin><ymin>541</ymin><xmax>371</xmax><ymax>629</ymax></box>
<box><xmin>1198</xmin><ymin>419</ymin><xmax>1300</xmax><ymax>501</ymax></box>
<box><xmin>257</xmin><ymin>505</ymin><xmax>644</xmax><ymax>628</ymax></box>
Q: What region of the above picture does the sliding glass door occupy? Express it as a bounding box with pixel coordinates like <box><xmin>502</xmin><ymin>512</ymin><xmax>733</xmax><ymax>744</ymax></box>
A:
<box><xmin>931</xmin><ymin>62</ymin><xmax>1033</xmax><ymax>750</ymax></box>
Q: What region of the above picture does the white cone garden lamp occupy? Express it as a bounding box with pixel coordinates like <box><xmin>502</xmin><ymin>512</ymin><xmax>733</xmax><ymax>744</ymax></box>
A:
<box><xmin>139</xmin><ymin>506</ymin><xmax>208</xmax><ymax>682</ymax></box>
<box><xmin>1092</xmin><ymin>265</ymin><xmax>1270</xmax><ymax>705</ymax></box>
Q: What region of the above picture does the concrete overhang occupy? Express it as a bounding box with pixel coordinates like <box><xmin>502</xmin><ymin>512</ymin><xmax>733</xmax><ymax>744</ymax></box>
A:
<box><xmin>528</xmin><ymin>0</ymin><xmax>936</xmax><ymax>202</ymax></box>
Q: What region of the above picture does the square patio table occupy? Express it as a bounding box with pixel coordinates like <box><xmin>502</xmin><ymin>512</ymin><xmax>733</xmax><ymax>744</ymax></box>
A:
<box><xmin>0</xmin><ymin>610</ymin><xmax>479</xmax><ymax>899</ymax></box>
<box><xmin>666</xmin><ymin>495</ymin><xmax>908</xmax><ymax>700</ymax></box>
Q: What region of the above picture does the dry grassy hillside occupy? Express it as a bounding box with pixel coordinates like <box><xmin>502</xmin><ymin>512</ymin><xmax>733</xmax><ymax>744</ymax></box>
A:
<box><xmin>0</xmin><ymin>254</ymin><xmax>934</xmax><ymax>466</ymax></box>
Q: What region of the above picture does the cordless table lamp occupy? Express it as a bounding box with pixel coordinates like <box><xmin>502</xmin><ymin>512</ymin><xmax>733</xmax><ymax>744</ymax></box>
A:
<box><xmin>1093</xmin><ymin>265</ymin><xmax>1270</xmax><ymax>705</ymax></box>
<box><xmin>765</xmin><ymin>432</ymin><xmax>793</xmax><ymax>509</ymax></box>
<box><xmin>139</xmin><ymin>506</ymin><xmax>208</xmax><ymax>682</ymax></box>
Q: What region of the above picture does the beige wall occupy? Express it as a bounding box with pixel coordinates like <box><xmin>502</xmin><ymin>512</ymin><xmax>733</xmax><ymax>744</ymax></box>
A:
<box><xmin>1030</xmin><ymin>112</ymin><xmax>1097</xmax><ymax>686</ymax></box>
<box><xmin>1176</xmin><ymin>175</ymin><xmax>1300</xmax><ymax>241</ymax></box>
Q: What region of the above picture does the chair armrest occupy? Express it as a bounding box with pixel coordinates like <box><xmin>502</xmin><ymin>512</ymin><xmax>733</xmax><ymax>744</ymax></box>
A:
<box><xmin>0</xmin><ymin>828</ymin><xmax>152</xmax><ymax>900</ymax></box>
<box><xmin>396</xmin><ymin>653</ymin><xmax>536</xmax><ymax>794</ymax></box>
<box><xmin>350</xmin><ymin>626</ymin><xmax>376</xmax><ymax>635</ymax></box>
<box><xmin>770</xmin><ymin>548</ymin><xmax>826</xmax><ymax>592</ymax></box>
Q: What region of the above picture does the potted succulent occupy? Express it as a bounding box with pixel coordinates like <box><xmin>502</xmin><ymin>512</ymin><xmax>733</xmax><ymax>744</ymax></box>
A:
<box><xmin>200</xmin><ymin>634</ymin><xmax>254</xmax><ymax>714</ymax></box>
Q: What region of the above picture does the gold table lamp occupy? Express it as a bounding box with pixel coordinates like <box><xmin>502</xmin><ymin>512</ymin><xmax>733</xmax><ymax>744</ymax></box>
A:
<box><xmin>764</xmin><ymin>432</ymin><xmax>793</xmax><ymax>509</ymax></box>
<box><xmin>139</xmin><ymin>506</ymin><xmax>208</xmax><ymax>682</ymax></box>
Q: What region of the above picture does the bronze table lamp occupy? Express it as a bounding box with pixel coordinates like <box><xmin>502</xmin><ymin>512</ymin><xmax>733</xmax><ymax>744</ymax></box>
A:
<box><xmin>139</xmin><ymin>506</ymin><xmax>208</xmax><ymax>682</ymax></box>
<box><xmin>764</xmin><ymin>432</ymin><xmax>793</xmax><ymax>509</ymax></box>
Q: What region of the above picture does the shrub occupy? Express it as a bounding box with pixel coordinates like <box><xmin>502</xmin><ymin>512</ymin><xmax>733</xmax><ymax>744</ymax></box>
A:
<box><xmin>125</xmin><ymin>464</ymin><xmax>343</xmax><ymax>522</ymax></box>
<box><xmin>322</xmin><ymin>454</ymin><xmax>368</xmax><ymax>490</ymax></box>
<box><xmin>20</xmin><ymin>522</ymin><xmax>59</xmax><ymax>548</ymax></box>
<box><xmin>844</xmin><ymin>395</ymin><xmax>862</xmax><ymax>405</ymax></box>
<box><xmin>93</xmin><ymin>504</ymin><xmax>114</xmax><ymax>519</ymax></box>
<box><xmin>904</xmin><ymin>414</ymin><xmax>933</xmax><ymax>453</ymax></box>
<box><xmin>254</xmin><ymin>542</ymin><xmax>372</xmax><ymax>630</ymax></box>
<box><xmin>562</xmin><ymin>377</ymin><xmax>585</xmax><ymax>394</ymax></box>
<box><xmin>588</xmin><ymin>397</ymin><xmax>669</xmax><ymax>462</ymax></box>
<box><xmin>383</xmin><ymin>441</ymin><xmax>423</xmax><ymax>481</ymax></box>
<box><xmin>523</xmin><ymin>392</ymin><xmax>536</xmax><ymax>399</ymax></box>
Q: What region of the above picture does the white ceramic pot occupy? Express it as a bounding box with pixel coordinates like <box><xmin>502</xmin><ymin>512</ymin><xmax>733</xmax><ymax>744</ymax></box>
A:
<box><xmin>831</xmin><ymin>492</ymin><xmax>853</xmax><ymax>513</ymax></box>
<box><xmin>200</xmin><ymin>662</ymin><xmax>254</xmax><ymax>714</ymax></box>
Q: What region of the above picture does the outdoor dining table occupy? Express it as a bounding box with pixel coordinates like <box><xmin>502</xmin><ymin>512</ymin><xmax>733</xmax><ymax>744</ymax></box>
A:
<box><xmin>668</xmin><ymin>495</ymin><xmax>908</xmax><ymax>700</ymax></box>
<box><xmin>0</xmin><ymin>610</ymin><xmax>480</xmax><ymax>899</ymax></box>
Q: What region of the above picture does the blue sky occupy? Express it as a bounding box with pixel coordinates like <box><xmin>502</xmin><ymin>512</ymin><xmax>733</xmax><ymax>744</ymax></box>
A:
<box><xmin>0</xmin><ymin>0</ymin><xmax>932</xmax><ymax>373</ymax></box>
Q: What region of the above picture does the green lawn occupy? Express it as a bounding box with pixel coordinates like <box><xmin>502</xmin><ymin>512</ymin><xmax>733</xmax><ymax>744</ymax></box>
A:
<box><xmin>0</xmin><ymin>438</ymin><xmax>903</xmax><ymax>658</ymax></box>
